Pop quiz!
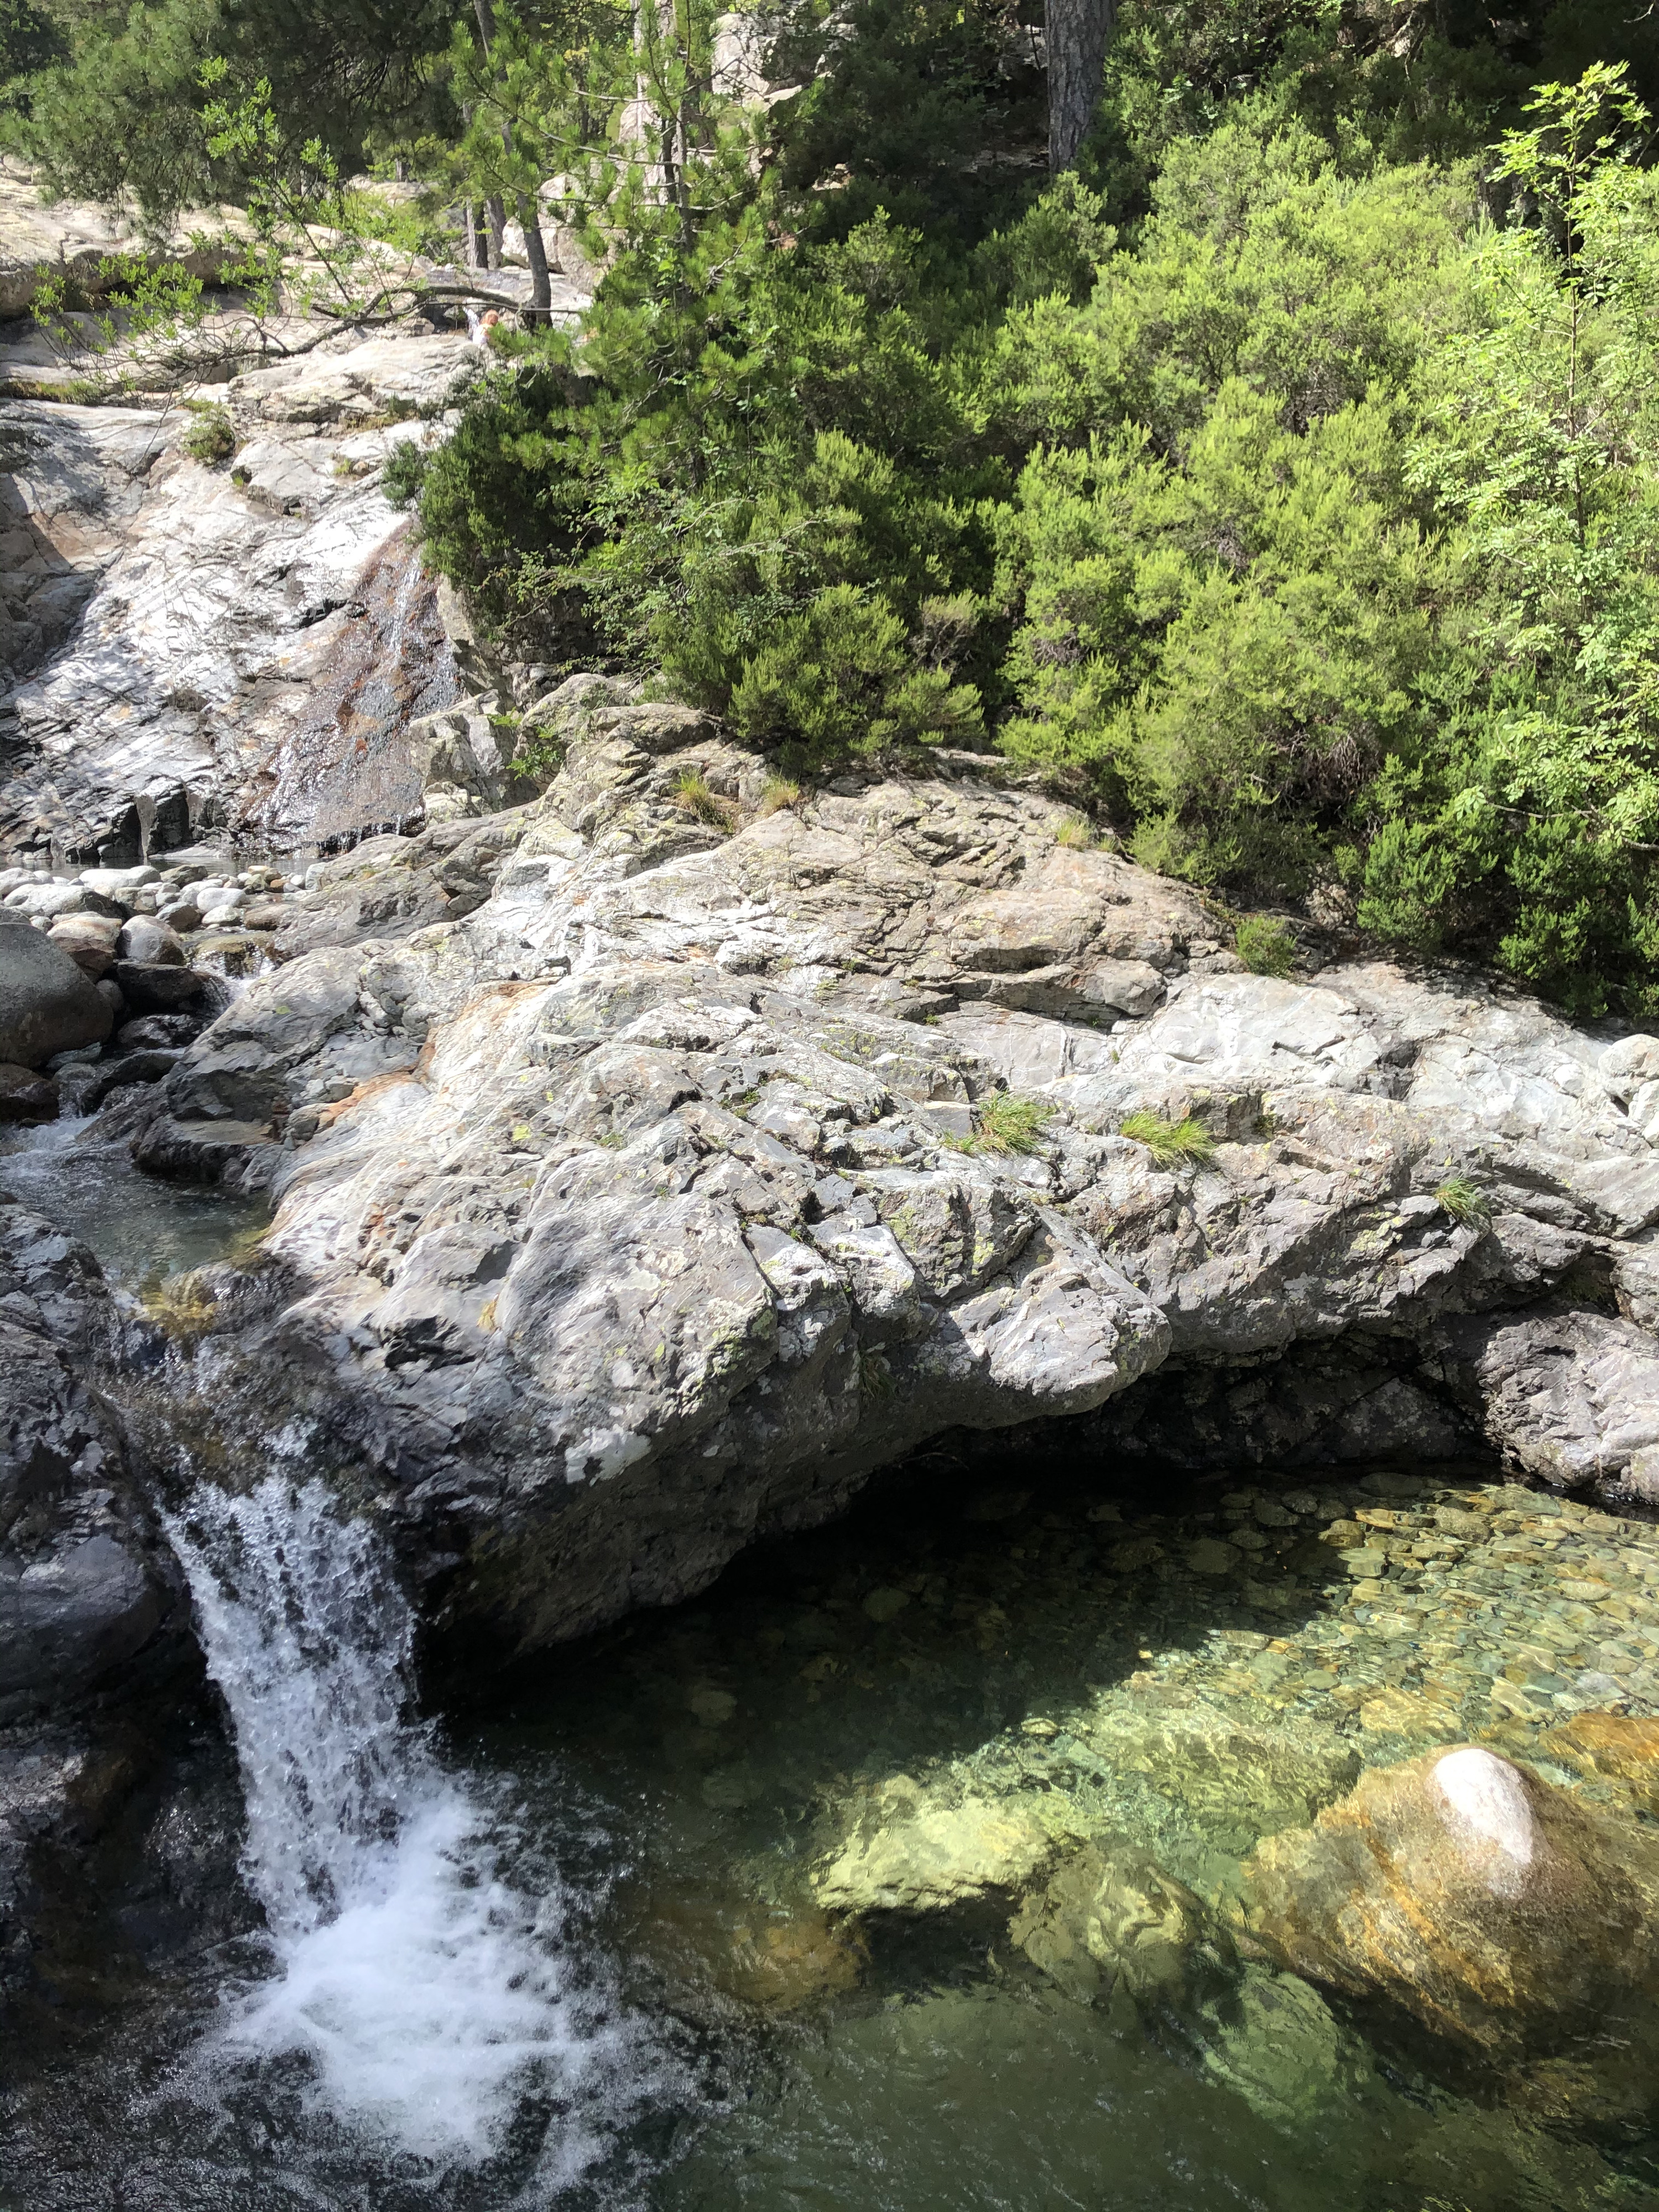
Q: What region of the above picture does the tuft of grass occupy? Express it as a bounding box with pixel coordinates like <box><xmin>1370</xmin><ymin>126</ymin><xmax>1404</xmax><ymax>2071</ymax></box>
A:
<box><xmin>1435</xmin><ymin>1175</ymin><xmax>1491</xmax><ymax>1227</ymax></box>
<box><xmin>1234</xmin><ymin>915</ymin><xmax>1297</xmax><ymax>978</ymax></box>
<box><xmin>674</xmin><ymin>768</ymin><xmax>736</xmax><ymax>830</ymax></box>
<box><xmin>972</xmin><ymin>1092</ymin><xmax>1056</xmax><ymax>1155</ymax></box>
<box><xmin>181</xmin><ymin>405</ymin><xmax>235</xmax><ymax>465</ymax></box>
<box><xmin>757</xmin><ymin>775</ymin><xmax>802</xmax><ymax>817</ymax></box>
<box><xmin>1053</xmin><ymin>813</ymin><xmax>1096</xmax><ymax>849</ymax></box>
<box><xmin>1120</xmin><ymin>1110</ymin><xmax>1217</xmax><ymax>1168</ymax></box>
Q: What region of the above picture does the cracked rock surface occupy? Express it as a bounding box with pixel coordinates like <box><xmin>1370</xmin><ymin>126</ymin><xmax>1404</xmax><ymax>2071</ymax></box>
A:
<box><xmin>105</xmin><ymin>693</ymin><xmax>1659</xmax><ymax>1652</ymax></box>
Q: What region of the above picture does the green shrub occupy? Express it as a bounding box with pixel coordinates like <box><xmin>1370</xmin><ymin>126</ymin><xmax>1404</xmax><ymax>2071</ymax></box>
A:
<box><xmin>1120</xmin><ymin>1110</ymin><xmax>1217</xmax><ymax>1167</ymax></box>
<box><xmin>1235</xmin><ymin>915</ymin><xmax>1297</xmax><ymax>977</ymax></box>
<box><xmin>181</xmin><ymin>405</ymin><xmax>234</xmax><ymax>464</ymax></box>
<box><xmin>381</xmin><ymin>439</ymin><xmax>429</xmax><ymax>509</ymax></box>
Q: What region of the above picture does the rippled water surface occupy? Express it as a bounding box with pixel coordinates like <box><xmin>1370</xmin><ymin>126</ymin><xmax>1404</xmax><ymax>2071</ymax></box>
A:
<box><xmin>6</xmin><ymin>1442</ymin><xmax>1659</xmax><ymax>2211</ymax></box>
<box><xmin>0</xmin><ymin>1118</ymin><xmax>269</xmax><ymax>1288</ymax></box>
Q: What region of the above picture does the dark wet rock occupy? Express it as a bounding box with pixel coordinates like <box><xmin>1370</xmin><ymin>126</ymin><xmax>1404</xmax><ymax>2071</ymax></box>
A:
<box><xmin>76</xmin><ymin>1048</ymin><xmax>183</xmax><ymax>1113</ymax></box>
<box><xmin>109</xmin><ymin>962</ymin><xmax>208</xmax><ymax>1015</ymax></box>
<box><xmin>0</xmin><ymin>915</ymin><xmax>113</xmax><ymax>1067</ymax></box>
<box><xmin>114</xmin><ymin>1014</ymin><xmax>199</xmax><ymax>1052</ymax></box>
<box><xmin>0</xmin><ymin>1061</ymin><xmax>58</xmax><ymax>1123</ymax></box>
<box><xmin>0</xmin><ymin>1206</ymin><xmax>174</xmax><ymax>1721</ymax></box>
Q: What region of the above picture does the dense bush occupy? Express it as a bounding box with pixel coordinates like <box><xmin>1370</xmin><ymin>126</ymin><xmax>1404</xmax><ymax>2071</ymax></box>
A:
<box><xmin>24</xmin><ymin>0</ymin><xmax>1647</xmax><ymax>1011</ymax></box>
<box><xmin>407</xmin><ymin>59</ymin><xmax>1659</xmax><ymax>1013</ymax></box>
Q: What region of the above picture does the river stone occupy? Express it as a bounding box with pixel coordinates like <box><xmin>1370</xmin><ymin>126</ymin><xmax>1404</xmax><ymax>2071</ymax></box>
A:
<box><xmin>0</xmin><ymin>913</ymin><xmax>113</xmax><ymax>1067</ymax></box>
<box><xmin>111</xmin><ymin>961</ymin><xmax>209</xmax><ymax>1014</ymax></box>
<box><xmin>1541</xmin><ymin>1711</ymin><xmax>1659</xmax><ymax>1809</ymax></box>
<box><xmin>812</xmin><ymin>1776</ymin><xmax>1061</xmax><ymax>1913</ymax></box>
<box><xmin>117</xmin><ymin>915</ymin><xmax>186</xmax><ymax>966</ymax></box>
<box><xmin>1082</xmin><ymin>1697</ymin><xmax>1362</xmax><ymax>1849</ymax></box>
<box><xmin>1242</xmin><ymin>1746</ymin><xmax>1659</xmax><ymax>2069</ymax></box>
<box><xmin>1010</xmin><ymin>1844</ymin><xmax>1238</xmax><ymax>2013</ymax></box>
<box><xmin>0</xmin><ymin>1060</ymin><xmax>58</xmax><ymax>1123</ymax></box>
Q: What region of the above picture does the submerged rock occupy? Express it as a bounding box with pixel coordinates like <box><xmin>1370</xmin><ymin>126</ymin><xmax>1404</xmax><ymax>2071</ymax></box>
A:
<box><xmin>1009</xmin><ymin>1843</ymin><xmax>1238</xmax><ymax>2013</ymax></box>
<box><xmin>812</xmin><ymin>1776</ymin><xmax>1062</xmax><ymax>1913</ymax></box>
<box><xmin>1242</xmin><ymin>1746</ymin><xmax>1659</xmax><ymax>2072</ymax></box>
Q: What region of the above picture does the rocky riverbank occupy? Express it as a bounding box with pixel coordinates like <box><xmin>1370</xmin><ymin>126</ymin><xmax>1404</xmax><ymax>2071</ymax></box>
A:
<box><xmin>49</xmin><ymin>681</ymin><xmax>1645</xmax><ymax>1666</ymax></box>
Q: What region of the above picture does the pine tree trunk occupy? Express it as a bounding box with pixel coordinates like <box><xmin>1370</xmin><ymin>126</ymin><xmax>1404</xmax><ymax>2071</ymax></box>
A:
<box><xmin>485</xmin><ymin>194</ymin><xmax>506</xmax><ymax>268</ymax></box>
<box><xmin>1046</xmin><ymin>0</ymin><xmax>1114</xmax><ymax>172</ymax></box>
<box><xmin>519</xmin><ymin>192</ymin><xmax>553</xmax><ymax>322</ymax></box>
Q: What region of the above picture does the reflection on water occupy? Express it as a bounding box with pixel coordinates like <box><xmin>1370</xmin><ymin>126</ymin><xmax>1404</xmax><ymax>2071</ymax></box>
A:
<box><xmin>0</xmin><ymin>1117</ymin><xmax>269</xmax><ymax>1289</ymax></box>
<box><xmin>5</xmin><ymin>1443</ymin><xmax>1659</xmax><ymax>2210</ymax></box>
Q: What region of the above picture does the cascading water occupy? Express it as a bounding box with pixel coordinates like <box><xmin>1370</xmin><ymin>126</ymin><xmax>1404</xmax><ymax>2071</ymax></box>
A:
<box><xmin>165</xmin><ymin>1478</ymin><xmax>641</xmax><ymax>2181</ymax></box>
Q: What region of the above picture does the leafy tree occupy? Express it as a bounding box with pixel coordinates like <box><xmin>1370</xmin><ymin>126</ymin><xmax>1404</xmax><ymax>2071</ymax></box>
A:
<box><xmin>1359</xmin><ymin>64</ymin><xmax>1659</xmax><ymax>1009</ymax></box>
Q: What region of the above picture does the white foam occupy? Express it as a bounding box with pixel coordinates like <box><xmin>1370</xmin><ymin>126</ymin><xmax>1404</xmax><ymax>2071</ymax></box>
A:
<box><xmin>166</xmin><ymin>1478</ymin><xmax>633</xmax><ymax>2174</ymax></box>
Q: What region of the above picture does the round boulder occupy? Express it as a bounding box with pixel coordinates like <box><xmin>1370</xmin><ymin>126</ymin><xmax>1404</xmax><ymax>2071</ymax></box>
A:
<box><xmin>0</xmin><ymin>914</ymin><xmax>114</xmax><ymax>1067</ymax></box>
<box><xmin>117</xmin><ymin>914</ymin><xmax>186</xmax><ymax>966</ymax></box>
<box><xmin>1243</xmin><ymin>1745</ymin><xmax>1659</xmax><ymax>2070</ymax></box>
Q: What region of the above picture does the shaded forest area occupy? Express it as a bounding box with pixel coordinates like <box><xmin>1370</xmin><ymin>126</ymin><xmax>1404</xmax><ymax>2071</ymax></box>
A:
<box><xmin>5</xmin><ymin>0</ymin><xmax>1659</xmax><ymax>1014</ymax></box>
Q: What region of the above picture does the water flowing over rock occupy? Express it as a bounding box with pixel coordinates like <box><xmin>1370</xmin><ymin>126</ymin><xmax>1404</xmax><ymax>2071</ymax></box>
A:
<box><xmin>165</xmin><ymin>1476</ymin><xmax>647</xmax><ymax>2171</ymax></box>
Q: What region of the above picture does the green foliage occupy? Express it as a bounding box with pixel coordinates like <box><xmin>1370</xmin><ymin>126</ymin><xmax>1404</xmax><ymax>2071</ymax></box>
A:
<box><xmin>181</xmin><ymin>403</ymin><xmax>234</xmax><ymax>462</ymax></box>
<box><xmin>1120</xmin><ymin>1110</ymin><xmax>1217</xmax><ymax>1167</ymax></box>
<box><xmin>382</xmin><ymin>438</ymin><xmax>429</xmax><ymax>509</ymax></box>
<box><xmin>967</xmin><ymin>1093</ymin><xmax>1056</xmax><ymax>1155</ymax></box>
<box><xmin>1435</xmin><ymin>1175</ymin><xmax>1491</xmax><ymax>1225</ymax></box>
<box><xmin>1234</xmin><ymin>915</ymin><xmax>1297</xmax><ymax>977</ymax></box>
<box><xmin>9</xmin><ymin>0</ymin><xmax>455</xmax><ymax>217</ymax></box>
<box><xmin>27</xmin><ymin>0</ymin><xmax>1629</xmax><ymax>1022</ymax></box>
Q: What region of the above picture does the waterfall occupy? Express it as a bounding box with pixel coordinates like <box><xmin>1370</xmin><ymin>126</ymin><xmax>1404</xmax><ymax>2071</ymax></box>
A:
<box><xmin>166</xmin><ymin>1478</ymin><xmax>635</xmax><ymax>2177</ymax></box>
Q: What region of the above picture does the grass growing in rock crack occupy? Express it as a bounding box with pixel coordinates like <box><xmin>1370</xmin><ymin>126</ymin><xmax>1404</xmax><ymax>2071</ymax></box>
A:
<box><xmin>966</xmin><ymin>1093</ymin><xmax>1055</xmax><ymax>1155</ymax></box>
<box><xmin>1120</xmin><ymin>1110</ymin><xmax>1217</xmax><ymax>1168</ymax></box>
<box><xmin>1234</xmin><ymin>916</ymin><xmax>1297</xmax><ymax>978</ymax></box>
<box><xmin>758</xmin><ymin>775</ymin><xmax>802</xmax><ymax>817</ymax></box>
<box><xmin>1053</xmin><ymin>813</ymin><xmax>1096</xmax><ymax>850</ymax></box>
<box><xmin>1436</xmin><ymin>1175</ymin><xmax>1491</xmax><ymax>1226</ymax></box>
<box><xmin>674</xmin><ymin>769</ymin><xmax>737</xmax><ymax>830</ymax></box>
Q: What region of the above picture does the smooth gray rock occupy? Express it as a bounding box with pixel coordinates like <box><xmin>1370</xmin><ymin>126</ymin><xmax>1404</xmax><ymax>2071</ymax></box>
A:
<box><xmin>0</xmin><ymin>912</ymin><xmax>113</xmax><ymax>1066</ymax></box>
<box><xmin>0</xmin><ymin>1204</ymin><xmax>170</xmax><ymax>1720</ymax></box>
<box><xmin>116</xmin><ymin>914</ymin><xmax>186</xmax><ymax>965</ymax></box>
<box><xmin>1438</xmin><ymin>1306</ymin><xmax>1659</xmax><ymax>1496</ymax></box>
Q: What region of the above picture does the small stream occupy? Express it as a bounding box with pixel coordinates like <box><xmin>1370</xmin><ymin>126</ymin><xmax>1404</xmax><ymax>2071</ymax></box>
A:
<box><xmin>3</xmin><ymin>1142</ymin><xmax>1659</xmax><ymax>2209</ymax></box>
